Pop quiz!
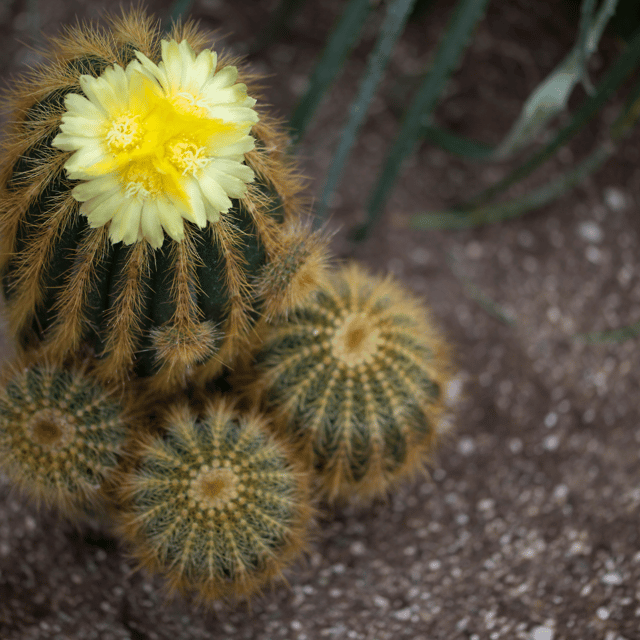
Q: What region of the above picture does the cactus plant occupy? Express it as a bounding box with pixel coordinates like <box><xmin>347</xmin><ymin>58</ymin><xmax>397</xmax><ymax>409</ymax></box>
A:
<box><xmin>0</xmin><ymin>9</ymin><xmax>322</xmax><ymax>391</ymax></box>
<box><xmin>248</xmin><ymin>262</ymin><xmax>452</xmax><ymax>501</ymax></box>
<box><xmin>0</xmin><ymin>356</ymin><xmax>131</xmax><ymax>515</ymax></box>
<box><xmin>116</xmin><ymin>396</ymin><xmax>312</xmax><ymax>602</ymax></box>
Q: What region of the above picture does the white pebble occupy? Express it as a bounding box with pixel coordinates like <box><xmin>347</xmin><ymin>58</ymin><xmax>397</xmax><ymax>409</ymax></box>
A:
<box><xmin>585</xmin><ymin>246</ymin><xmax>602</xmax><ymax>264</ymax></box>
<box><xmin>466</xmin><ymin>241</ymin><xmax>483</xmax><ymax>259</ymax></box>
<box><xmin>577</xmin><ymin>221</ymin><xmax>603</xmax><ymax>243</ymax></box>
<box><xmin>547</xmin><ymin>307</ymin><xmax>561</xmax><ymax>323</ymax></box>
<box><xmin>604</xmin><ymin>187</ymin><xmax>626</xmax><ymax>211</ymax></box>
<box><xmin>444</xmin><ymin>376</ymin><xmax>464</xmax><ymax>406</ymax></box>
<box><xmin>393</xmin><ymin>607</ymin><xmax>412</xmax><ymax>621</ymax></box>
<box><xmin>457</xmin><ymin>437</ymin><xmax>475</xmax><ymax>456</ymax></box>
<box><xmin>350</xmin><ymin>541</ymin><xmax>366</xmax><ymax>556</ymax></box>
<box><xmin>530</xmin><ymin>626</ymin><xmax>554</xmax><ymax>640</ymax></box>
<box><xmin>601</xmin><ymin>571</ymin><xmax>623</xmax><ymax>586</ymax></box>
<box><xmin>509</xmin><ymin>438</ymin><xmax>523</xmax><ymax>454</ymax></box>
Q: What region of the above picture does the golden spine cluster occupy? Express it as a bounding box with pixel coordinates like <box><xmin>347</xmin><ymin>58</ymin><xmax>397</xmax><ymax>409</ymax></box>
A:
<box><xmin>0</xmin><ymin>9</ymin><xmax>455</xmax><ymax>605</ymax></box>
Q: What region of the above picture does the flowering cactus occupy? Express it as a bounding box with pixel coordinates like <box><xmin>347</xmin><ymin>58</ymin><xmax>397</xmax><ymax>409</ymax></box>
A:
<box><xmin>0</xmin><ymin>10</ymin><xmax>326</xmax><ymax>390</ymax></box>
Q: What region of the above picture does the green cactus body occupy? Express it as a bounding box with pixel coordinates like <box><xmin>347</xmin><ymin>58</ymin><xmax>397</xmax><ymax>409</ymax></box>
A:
<box><xmin>249</xmin><ymin>263</ymin><xmax>452</xmax><ymax>502</ymax></box>
<box><xmin>0</xmin><ymin>12</ymin><xmax>318</xmax><ymax>390</ymax></box>
<box><xmin>116</xmin><ymin>397</ymin><xmax>312</xmax><ymax>602</ymax></box>
<box><xmin>0</xmin><ymin>358</ymin><xmax>130</xmax><ymax>515</ymax></box>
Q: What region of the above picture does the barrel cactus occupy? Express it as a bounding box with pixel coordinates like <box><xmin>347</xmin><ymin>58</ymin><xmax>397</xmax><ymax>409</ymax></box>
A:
<box><xmin>0</xmin><ymin>10</ymin><xmax>326</xmax><ymax>391</ymax></box>
<box><xmin>0</xmin><ymin>356</ymin><xmax>131</xmax><ymax>515</ymax></box>
<box><xmin>116</xmin><ymin>396</ymin><xmax>312</xmax><ymax>602</ymax></box>
<box><xmin>247</xmin><ymin>263</ymin><xmax>452</xmax><ymax>501</ymax></box>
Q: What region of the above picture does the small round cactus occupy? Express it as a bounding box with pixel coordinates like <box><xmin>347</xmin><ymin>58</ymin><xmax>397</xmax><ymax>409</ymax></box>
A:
<box><xmin>0</xmin><ymin>357</ymin><xmax>131</xmax><ymax>515</ymax></box>
<box><xmin>248</xmin><ymin>263</ymin><xmax>452</xmax><ymax>502</ymax></box>
<box><xmin>116</xmin><ymin>397</ymin><xmax>312</xmax><ymax>602</ymax></box>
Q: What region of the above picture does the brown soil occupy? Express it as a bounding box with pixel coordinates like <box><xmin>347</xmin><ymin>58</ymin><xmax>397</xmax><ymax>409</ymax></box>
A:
<box><xmin>1</xmin><ymin>1</ymin><xmax>639</xmax><ymax>639</ymax></box>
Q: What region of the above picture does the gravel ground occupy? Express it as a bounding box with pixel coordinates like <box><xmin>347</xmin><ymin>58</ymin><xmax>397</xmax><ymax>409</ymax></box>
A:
<box><xmin>0</xmin><ymin>1</ymin><xmax>639</xmax><ymax>639</ymax></box>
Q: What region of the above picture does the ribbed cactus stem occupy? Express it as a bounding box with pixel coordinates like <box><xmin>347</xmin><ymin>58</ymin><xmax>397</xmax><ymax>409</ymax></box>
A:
<box><xmin>116</xmin><ymin>396</ymin><xmax>313</xmax><ymax>602</ymax></box>
<box><xmin>0</xmin><ymin>357</ymin><xmax>131</xmax><ymax>515</ymax></box>
<box><xmin>248</xmin><ymin>262</ymin><xmax>453</xmax><ymax>502</ymax></box>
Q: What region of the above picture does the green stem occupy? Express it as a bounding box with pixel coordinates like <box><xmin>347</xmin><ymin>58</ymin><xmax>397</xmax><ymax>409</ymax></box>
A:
<box><xmin>410</xmin><ymin>143</ymin><xmax>612</xmax><ymax>229</ymax></box>
<box><xmin>352</xmin><ymin>0</ymin><xmax>489</xmax><ymax>240</ymax></box>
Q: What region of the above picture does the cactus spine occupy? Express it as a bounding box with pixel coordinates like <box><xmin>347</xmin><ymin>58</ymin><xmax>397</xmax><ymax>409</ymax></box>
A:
<box><xmin>248</xmin><ymin>263</ymin><xmax>452</xmax><ymax>501</ymax></box>
<box><xmin>0</xmin><ymin>357</ymin><xmax>131</xmax><ymax>515</ymax></box>
<box><xmin>0</xmin><ymin>10</ymin><xmax>321</xmax><ymax>390</ymax></box>
<box><xmin>116</xmin><ymin>397</ymin><xmax>312</xmax><ymax>602</ymax></box>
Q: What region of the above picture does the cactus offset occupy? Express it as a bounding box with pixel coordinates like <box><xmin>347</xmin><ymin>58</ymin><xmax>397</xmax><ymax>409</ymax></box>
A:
<box><xmin>0</xmin><ymin>357</ymin><xmax>131</xmax><ymax>515</ymax></box>
<box><xmin>251</xmin><ymin>221</ymin><xmax>331</xmax><ymax>322</ymax></box>
<box><xmin>0</xmin><ymin>10</ymin><xmax>319</xmax><ymax>390</ymax></box>
<box><xmin>248</xmin><ymin>263</ymin><xmax>453</xmax><ymax>502</ymax></box>
<box><xmin>116</xmin><ymin>397</ymin><xmax>312</xmax><ymax>602</ymax></box>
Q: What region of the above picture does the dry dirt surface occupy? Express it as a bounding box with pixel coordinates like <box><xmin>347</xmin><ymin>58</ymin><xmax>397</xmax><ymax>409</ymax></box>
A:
<box><xmin>1</xmin><ymin>1</ymin><xmax>639</xmax><ymax>639</ymax></box>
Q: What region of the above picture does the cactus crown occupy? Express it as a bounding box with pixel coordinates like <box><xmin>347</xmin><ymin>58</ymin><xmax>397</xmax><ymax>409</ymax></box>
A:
<box><xmin>117</xmin><ymin>397</ymin><xmax>312</xmax><ymax>602</ymax></box>
<box><xmin>250</xmin><ymin>263</ymin><xmax>451</xmax><ymax>501</ymax></box>
<box><xmin>0</xmin><ymin>358</ymin><xmax>130</xmax><ymax>514</ymax></box>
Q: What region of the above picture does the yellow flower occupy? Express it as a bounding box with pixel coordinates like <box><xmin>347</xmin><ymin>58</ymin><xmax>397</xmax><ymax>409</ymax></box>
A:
<box><xmin>52</xmin><ymin>39</ymin><xmax>258</xmax><ymax>249</ymax></box>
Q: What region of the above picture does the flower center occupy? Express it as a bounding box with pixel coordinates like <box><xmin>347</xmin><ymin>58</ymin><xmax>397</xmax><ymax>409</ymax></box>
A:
<box><xmin>103</xmin><ymin>82</ymin><xmax>239</xmax><ymax>203</ymax></box>
<box><xmin>331</xmin><ymin>312</ymin><xmax>381</xmax><ymax>366</ymax></box>
<box><xmin>190</xmin><ymin>466</ymin><xmax>239</xmax><ymax>509</ymax></box>
<box><xmin>124</xmin><ymin>162</ymin><xmax>163</xmax><ymax>198</ymax></box>
<box><xmin>168</xmin><ymin>139</ymin><xmax>209</xmax><ymax>175</ymax></box>
<box><xmin>106</xmin><ymin>115</ymin><xmax>143</xmax><ymax>152</ymax></box>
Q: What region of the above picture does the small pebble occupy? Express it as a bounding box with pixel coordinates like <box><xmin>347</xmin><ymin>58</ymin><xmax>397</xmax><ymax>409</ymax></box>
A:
<box><xmin>585</xmin><ymin>246</ymin><xmax>602</xmax><ymax>264</ymax></box>
<box><xmin>604</xmin><ymin>187</ymin><xmax>626</xmax><ymax>211</ymax></box>
<box><xmin>457</xmin><ymin>437</ymin><xmax>475</xmax><ymax>456</ymax></box>
<box><xmin>577</xmin><ymin>221</ymin><xmax>603</xmax><ymax>243</ymax></box>
<box><xmin>393</xmin><ymin>607</ymin><xmax>412</xmax><ymax>621</ymax></box>
<box><xmin>530</xmin><ymin>626</ymin><xmax>554</xmax><ymax>640</ymax></box>
<box><xmin>601</xmin><ymin>571</ymin><xmax>623</xmax><ymax>586</ymax></box>
<box><xmin>350</xmin><ymin>541</ymin><xmax>366</xmax><ymax>556</ymax></box>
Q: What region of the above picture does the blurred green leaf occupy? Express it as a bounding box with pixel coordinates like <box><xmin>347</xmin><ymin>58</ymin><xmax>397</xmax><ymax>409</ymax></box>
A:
<box><xmin>495</xmin><ymin>0</ymin><xmax>618</xmax><ymax>158</ymax></box>
<box><xmin>466</xmin><ymin>24</ymin><xmax>640</xmax><ymax>209</ymax></box>
<box><xmin>316</xmin><ymin>0</ymin><xmax>418</xmax><ymax>223</ymax></box>
<box><xmin>288</xmin><ymin>0</ymin><xmax>373</xmax><ymax>142</ymax></box>
<box><xmin>410</xmin><ymin>143</ymin><xmax>612</xmax><ymax>229</ymax></box>
<box><xmin>420</xmin><ymin>125</ymin><xmax>494</xmax><ymax>159</ymax></box>
<box><xmin>574</xmin><ymin>320</ymin><xmax>640</xmax><ymax>343</ymax></box>
<box><xmin>351</xmin><ymin>0</ymin><xmax>489</xmax><ymax>241</ymax></box>
<box><xmin>411</xmin><ymin>66</ymin><xmax>640</xmax><ymax>229</ymax></box>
